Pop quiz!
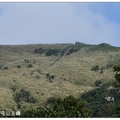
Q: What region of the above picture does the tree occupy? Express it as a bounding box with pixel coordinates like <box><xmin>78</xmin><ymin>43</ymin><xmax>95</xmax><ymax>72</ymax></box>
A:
<box><xmin>113</xmin><ymin>65</ymin><xmax>120</xmax><ymax>117</ymax></box>
<box><xmin>113</xmin><ymin>65</ymin><xmax>120</xmax><ymax>91</ymax></box>
<box><xmin>21</xmin><ymin>95</ymin><xmax>92</xmax><ymax>117</ymax></box>
<box><xmin>116</xmin><ymin>106</ymin><xmax>120</xmax><ymax>117</ymax></box>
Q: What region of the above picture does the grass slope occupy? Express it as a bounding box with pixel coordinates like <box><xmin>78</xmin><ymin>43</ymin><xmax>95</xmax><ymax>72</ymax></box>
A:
<box><xmin>0</xmin><ymin>42</ymin><xmax>120</xmax><ymax>111</ymax></box>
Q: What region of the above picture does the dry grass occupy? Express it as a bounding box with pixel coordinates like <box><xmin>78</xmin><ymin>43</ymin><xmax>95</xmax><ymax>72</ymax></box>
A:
<box><xmin>0</xmin><ymin>43</ymin><xmax>119</xmax><ymax>110</ymax></box>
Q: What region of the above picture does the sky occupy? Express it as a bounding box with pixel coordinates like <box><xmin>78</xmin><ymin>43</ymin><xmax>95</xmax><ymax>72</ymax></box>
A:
<box><xmin>0</xmin><ymin>2</ymin><xmax>120</xmax><ymax>46</ymax></box>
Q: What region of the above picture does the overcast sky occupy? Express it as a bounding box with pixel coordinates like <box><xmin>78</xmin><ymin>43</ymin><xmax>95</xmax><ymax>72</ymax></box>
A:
<box><xmin>0</xmin><ymin>2</ymin><xmax>120</xmax><ymax>46</ymax></box>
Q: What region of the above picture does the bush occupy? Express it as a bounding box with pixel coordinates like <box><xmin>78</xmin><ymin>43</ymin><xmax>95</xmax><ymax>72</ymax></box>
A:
<box><xmin>46</xmin><ymin>73</ymin><xmax>50</xmax><ymax>78</ymax></box>
<box><xmin>24</xmin><ymin>59</ymin><xmax>29</xmax><ymax>63</ymax></box>
<box><xmin>95</xmin><ymin>80</ymin><xmax>102</xmax><ymax>86</ymax></box>
<box><xmin>17</xmin><ymin>65</ymin><xmax>21</xmax><ymax>68</ymax></box>
<box><xmin>80</xmin><ymin>83</ymin><xmax>120</xmax><ymax>117</ymax></box>
<box><xmin>100</xmin><ymin>68</ymin><xmax>104</xmax><ymax>74</ymax></box>
<box><xmin>36</xmin><ymin>69</ymin><xmax>41</xmax><ymax>73</ymax></box>
<box><xmin>34</xmin><ymin>48</ymin><xmax>46</xmax><ymax>54</ymax></box>
<box><xmin>47</xmin><ymin>97</ymin><xmax>56</xmax><ymax>105</ymax></box>
<box><xmin>91</xmin><ymin>65</ymin><xmax>99</xmax><ymax>71</ymax></box>
<box><xmin>45</xmin><ymin>49</ymin><xmax>60</xmax><ymax>56</ymax></box>
<box><xmin>27</xmin><ymin>64</ymin><xmax>32</xmax><ymax>68</ymax></box>
<box><xmin>10</xmin><ymin>85</ymin><xmax>17</xmax><ymax>91</ymax></box>
<box><xmin>46</xmin><ymin>74</ymin><xmax>55</xmax><ymax>83</ymax></box>
<box><xmin>2</xmin><ymin>66</ymin><xmax>8</xmax><ymax>70</ymax></box>
<box><xmin>66</xmin><ymin>47</ymin><xmax>79</xmax><ymax>55</ymax></box>
<box><xmin>35</xmin><ymin>75</ymin><xmax>40</xmax><ymax>79</ymax></box>
<box><xmin>21</xmin><ymin>95</ymin><xmax>92</xmax><ymax>117</ymax></box>
<box><xmin>116</xmin><ymin>106</ymin><xmax>120</xmax><ymax>117</ymax></box>
<box><xmin>50</xmin><ymin>75</ymin><xmax>55</xmax><ymax>79</ymax></box>
<box><xmin>14</xmin><ymin>88</ymin><xmax>36</xmax><ymax>103</ymax></box>
<box><xmin>0</xmin><ymin>65</ymin><xmax>3</xmax><ymax>70</ymax></box>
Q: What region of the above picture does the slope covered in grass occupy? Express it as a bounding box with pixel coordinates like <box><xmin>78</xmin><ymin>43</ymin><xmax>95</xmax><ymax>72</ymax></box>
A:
<box><xmin>0</xmin><ymin>42</ymin><xmax>120</xmax><ymax>111</ymax></box>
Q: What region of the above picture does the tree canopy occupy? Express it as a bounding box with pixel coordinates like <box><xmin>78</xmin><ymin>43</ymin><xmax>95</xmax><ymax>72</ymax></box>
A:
<box><xmin>21</xmin><ymin>95</ymin><xmax>92</xmax><ymax>117</ymax></box>
<box><xmin>113</xmin><ymin>65</ymin><xmax>120</xmax><ymax>91</ymax></box>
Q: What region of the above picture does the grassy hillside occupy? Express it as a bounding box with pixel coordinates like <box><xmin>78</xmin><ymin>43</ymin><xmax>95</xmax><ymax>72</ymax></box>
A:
<box><xmin>0</xmin><ymin>42</ymin><xmax>120</xmax><ymax>111</ymax></box>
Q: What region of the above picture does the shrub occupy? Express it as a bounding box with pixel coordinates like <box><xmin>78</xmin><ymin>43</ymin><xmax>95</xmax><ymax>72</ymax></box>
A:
<box><xmin>10</xmin><ymin>85</ymin><xmax>17</xmax><ymax>91</ymax></box>
<box><xmin>50</xmin><ymin>75</ymin><xmax>55</xmax><ymax>79</ymax></box>
<box><xmin>46</xmin><ymin>73</ymin><xmax>50</xmax><ymax>78</ymax></box>
<box><xmin>47</xmin><ymin>97</ymin><xmax>56</xmax><ymax>105</ymax></box>
<box><xmin>66</xmin><ymin>47</ymin><xmax>79</xmax><ymax>55</ymax></box>
<box><xmin>14</xmin><ymin>88</ymin><xmax>36</xmax><ymax>103</ymax></box>
<box><xmin>34</xmin><ymin>48</ymin><xmax>46</xmax><ymax>54</ymax></box>
<box><xmin>0</xmin><ymin>65</ymin><xmax>3</xmax><ymax>70</ymax></box>
<box><xmin>81</xmin><ymin>83</ymin><xmax>120</xmax><ymax>117</ymax></box>
<box><xmin>95</xmin><ymin>80</ymin><xmax>102</xmax><ymax>86</ymax></box>
<box><xmin>21</xmin><ymin>95</ymin><xmax>92</xmax><ymax>117</ymax></box>
<box><xmin>2</xmin><ymin>66</ymin><xmax>8</xmax><ymax>70</ymax></box>
<box><xmin>91</xmin><ymin>65</ymin><xmax>99</xmax><ymax>71</ymax></box>
<box><xmin>27</xmin><ymin>64</ymin><xmax>32</xmax><ymax>68</ymax></box>
<box><xmin>46</xmin><ymin>74</ymin><xmax>55</xmax><ymax>83</ymax></box>
<box><xmin>36</xmin><ymin>69</ymin><xmax>41</xmax><ymax>73</ymax></box>
<box><xmin>17</xmin><ymin>65</ymin><xmax>21</xmax><ymax>68</ymax></box>
<box><xmin>45</xmin><ymin>49</ymin><xmax>60</xmax><ymax>56</ymax></box>
<box><xmin>116</xmin><ymin>106</ymin><xmax>120</xmax><ymax>117</ymax></box>
<box><xmin>24</xmin><ymin>59</ymin><xmax>29</xmax><ymax>63</ymax></box>
<box><xmin>30</xmin><ymin>71</ymin><xmax>34</xmax><ymax>75</ymax></box>
<box><xmin>35</xmin><ymin>75</ymin><xmax>40</xmax><ymax>79</ymax></box>
<box><xmin>100</xmin><ymin>68</ymin><xmax>103</xmax><ymax>74</ymax></box>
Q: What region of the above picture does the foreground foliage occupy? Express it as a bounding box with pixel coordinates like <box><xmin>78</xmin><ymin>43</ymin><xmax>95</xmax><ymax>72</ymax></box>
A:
<box><xmin>80</xmin><ymin>65</ymin><xmax>120</xmax><ymax>117</ymax></box>
<box><xmin>21</xmin><ymin>95</ymin><xmax>92</xmax><ymax>117</ymax></box>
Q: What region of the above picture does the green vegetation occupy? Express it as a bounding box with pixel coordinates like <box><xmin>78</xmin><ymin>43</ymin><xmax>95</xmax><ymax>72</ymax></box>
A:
<box><xmin>80</xmin><ymin>65</ymin><xmax>120</xmax><ymax>117</ymax></box>
<box><xmin>116</xmin><ymin>106</ymin><xmax>120</xmax><ymax>117</ymax></box>
<box><xmin>112</xmin><ymin>65</ymin><xmax>120</xmax><ymax>117</ymax></box>
<box><xmin>75</xmin><ymin>42</ymin><xmax>92</xmax><ymax>47</ymax></box>
<box><xmin>66</xmin><ymin>42</ymin><xmax>92</xmax><ymax>55</ymax></box>
<box><xmin>94</xmin><ymin>80</ymin><xmax>102</xmax><ymax>86</ymax></box>
<box><xmin>17</xmin><ymin>65</ymin><xmax>21</xmax><ymax>68</ymax></box>
<box><xmin>88</xmin><ymin>43</ymin><xmax>120</xmax><ymax>52</ymax></box>
<box><xmin>24</xmin><ymin>59</ymin><xmax>30</xmax><ymax>63</ymax></box>
<box><xmin>34</xmin><ymin>42</ymin><xmax>91</xmax><ymax>56</ymax></box>
<box><xmin>0</xmin><ymin>42</ymin><xmax>120</xmax><ymax>117</ymax></box>
<box><xmin>80</xmin><ymin>83</ymin><xmax>120</xmax><ymax>117</ymax></box>
<box><xmin>34</xmin><ymin>44</ymin><xmax>73</xmax><ymax>56</ymax></box>
<box><xmin>10</xmin><ymin>85</ymin><xmax>17</xmax><ymax>92</ymax></box>
<box><xmin>0</xmin><ymin>65</ymin><xmax>3</xmax><ymax>70</ymax></box>
<box><xmin>2</xmin><ymin>66</ymin><xmax>8</xmax><ymax>70</ymax></box>
<box><xmin>66</xmin><ymin>47</ymin><xmax>80</xmax><ymax>55</ymax></box>
<box><xmin>34</xmin><ymin>48</ymin><xmax>64</xmax><ymax>56</ymax></box>
<box><xmin>113</xmin><ymin>65</ymin><xmax>120</xmax><ymax>91</ymax></box>
<box><xmin>27</xmin><ymin>64</ymin><xmax>33</xmax><ymax>68</ymax></box>
<box><xmin>46</xmin><ymin>73</ymin><xmax>55</xmax><ymax>83</ymax></box>
<box><xmin>34</xmin><ymin>48</ymin><xmax>46</xmax><ymax>54</ymax></box>
<box><xmin>45</xmin><ymin>49</ymin><xmax>60</xmax><ymax>56</ymax></box>
<box><xmin>21</xmin><ymin>95</ymin><xmax>92</xmax><ymax>117</ymax></box>
<box><xmin>91</xmin><ymin>65</ymin><xmax>99</xmax><ymax>71</ymax></box>
<box><xmin>100</xmin><ymin>68</ymin><xmax>104</xmax><ymax>74</ymax></box>
<box><xmin>14</xmin><ymin>89</ymin><xmax>36</xmax><ymax>103</ymax></box>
